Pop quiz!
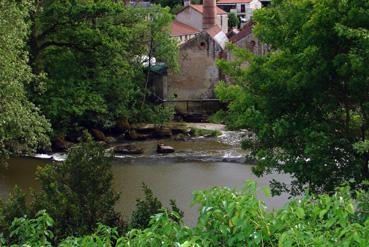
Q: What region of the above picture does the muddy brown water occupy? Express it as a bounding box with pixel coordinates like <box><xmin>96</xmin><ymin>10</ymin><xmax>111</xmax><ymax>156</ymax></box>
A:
<box><xmin>0</xmin><ymin>138</ymin><xmax>291</xmax><ymax>226</ymax></box>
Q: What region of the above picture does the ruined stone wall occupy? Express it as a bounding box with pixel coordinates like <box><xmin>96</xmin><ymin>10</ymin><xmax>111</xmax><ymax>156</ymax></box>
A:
<box><xmin>167</xmin><ymin>33</ymin><xmax>223</xmax><ymax>101</ymax></box>
<box><xmin>235</xmin><ymin>32</ymin><xmax>268</xmax><ymax>56</ymax></box>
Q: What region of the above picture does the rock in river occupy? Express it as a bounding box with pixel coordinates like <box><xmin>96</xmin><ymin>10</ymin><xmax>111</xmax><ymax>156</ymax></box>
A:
<box><xmin>91</xmin><ymin>128</ymin><xmax>107</xmax><ymax>142</ymax></box>
<box><xmin>52</xmin><ymin>137</ymin><xmax>74</xmax><ymax>152</ymax></box>
<box><xmin>157</xmin><ymin>144</ymin><xmax>175</xmax><ymax>154</ymax></box>
<box><xmin>114</xmin><ymin>144</ymin><xmax>143</xmax><ymax>155</ymax></box>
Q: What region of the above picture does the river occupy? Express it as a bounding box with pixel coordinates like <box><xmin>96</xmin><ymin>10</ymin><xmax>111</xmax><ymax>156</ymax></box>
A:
<box><xmin>0</xmin><ymin>133</ymin><xmax>290</xmax><ymax>226</ymax></box>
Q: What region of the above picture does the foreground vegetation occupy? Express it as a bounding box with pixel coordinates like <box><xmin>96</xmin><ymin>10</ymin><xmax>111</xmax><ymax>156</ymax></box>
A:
<box><xmin>3</xmin><ymin>181</ymin><xmax>369</xmax><ymax>246</ymax></box>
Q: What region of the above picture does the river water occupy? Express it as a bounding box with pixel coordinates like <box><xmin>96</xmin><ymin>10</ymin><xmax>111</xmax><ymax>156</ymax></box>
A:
<box><xmin>0</xmin><ymin>133</ymin><xmax>290</xmax><ymax>225</ymax></box>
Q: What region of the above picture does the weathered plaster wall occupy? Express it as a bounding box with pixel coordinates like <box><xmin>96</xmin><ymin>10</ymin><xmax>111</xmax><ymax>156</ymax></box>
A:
<box><xmin>167</xmin><ymin>33</ymin><xmax>224</xmax><ymax>101</ymax></box>
<box><xmin>176</xmin><ymin>8</ymin><xmax>203</xmax><ymax>31</ymax></box>
<box><xmin>216</xmin><ymin>14</ymin><xmax>229</xmax><ymax>34</ymax></box>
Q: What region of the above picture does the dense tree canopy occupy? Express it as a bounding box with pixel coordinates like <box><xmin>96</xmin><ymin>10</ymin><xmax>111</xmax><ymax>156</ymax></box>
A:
<box><xmin>216</xmin><ymin>0</ymin><xmax>369</xmax><ymax>194</ymax></box>
<box><xmin>0</xmin><ymin>0</ymin><xmax>51</xmax><ymax>160</ymax></box>
<box><xmin>27</xmin><ymin>1</ymin><xmax>177</xmax><ymax>134</ymax></box>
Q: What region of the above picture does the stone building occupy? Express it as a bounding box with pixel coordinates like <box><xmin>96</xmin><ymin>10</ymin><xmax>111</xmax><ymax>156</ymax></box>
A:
<box><xmin>229</xmin><ymin>20</ymin><xmax>269</xmax><ymax>56</ymax></box>
<box><xmin>164</xmin><ymin>0</ymin><xmax>228</xmax><ymax>115</ymax></box>
<box><xmin>167</xmin><ymin>29</ymin><xmax>227</xmax><ymax>101</ymax></box>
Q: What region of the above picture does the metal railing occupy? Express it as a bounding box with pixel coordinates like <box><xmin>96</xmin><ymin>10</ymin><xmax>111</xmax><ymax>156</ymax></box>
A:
<box><xmin>161</xmin><ymin>99</ymin><xmax>223</xmax><ymax>115</ymax></box>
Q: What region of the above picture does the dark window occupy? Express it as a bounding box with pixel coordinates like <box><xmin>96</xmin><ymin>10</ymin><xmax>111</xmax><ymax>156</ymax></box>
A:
<box><xmin>240</xmin><ymin>4</ymin><xmax>245</xmax><ymax>13</ymax></box>
<box><xmin>217</xmin><ymin>4</ymin><xmax>236</xmax><ymax>12</ymax></box>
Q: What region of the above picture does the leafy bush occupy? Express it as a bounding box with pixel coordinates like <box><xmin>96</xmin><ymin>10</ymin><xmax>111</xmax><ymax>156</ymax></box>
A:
<box><xmin>10</xmin><ymin>210</ymin><xmax>54</xmax><ymax>247</ymax></box>
<box><xmin>8</xmin><ymin>181</ymin><xmax>369</xmax><ymax>246</ymax></box>
<box><xmin>130</xmin><ymin>183</ymin><xmax>183</xmax><ymax>230</ymax></box>
<box><xmin>31</xmin><ymin>141</ymin><xmax>122</xmax><ymax>240</ymax></box>
<box><xmin>121</xmin><ymin>182</ymin><xmax>369</xmax><ymax>246</ymax></box>
<box><xmin>228</xmin><ymin>12</ymin><xmax>239</xmax><ymax>29</ymax></box>
<box><xmin>0</xmin><ymin>186</ymin><xmax>29</xmax><ymax>244</ymax></box>
<box><xmin>130</xmin><ymin>184</ymin><xmax>163</xmax><ymax>230</ymax></box>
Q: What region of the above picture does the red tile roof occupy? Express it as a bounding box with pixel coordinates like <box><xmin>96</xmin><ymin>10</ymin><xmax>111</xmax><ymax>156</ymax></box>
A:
<box><xmin>229</xmin><ymin>21</ymin><xmax>255</xmax><ymax>43</ymax></box>
<box><xmin>188</xmin><ymin>4</ymin><xmax>227</xmax><ymax>15</ymax></box>
<box><xmin>171</xmin><ymin>20</ymin><xmax>200</xmax><ymax>36</ymax></box>
<box><xmin>217</xmin><ymin>0</ymin><xmax>252</xmax><ymax>4</ymax></box>
<box><xmin>206</xmin><ymin>25</ymin><xmax>222</xmax><ymax>38</ymax></box>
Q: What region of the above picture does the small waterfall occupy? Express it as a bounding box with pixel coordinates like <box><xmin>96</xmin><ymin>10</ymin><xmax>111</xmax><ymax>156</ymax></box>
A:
<box><xmin>217</xmin><ymin>129</ymin><xmax>254</xmax><ymax>146</ymax></box>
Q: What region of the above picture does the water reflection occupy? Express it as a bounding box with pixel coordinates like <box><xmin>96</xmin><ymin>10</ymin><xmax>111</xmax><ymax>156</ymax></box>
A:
<box><xmin>1</xmin><ymin>158</ymin><xmax>290</xmax><ymax>226</ymax></box>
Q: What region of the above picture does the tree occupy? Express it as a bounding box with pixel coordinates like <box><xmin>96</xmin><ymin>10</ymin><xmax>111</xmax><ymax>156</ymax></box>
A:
<box><xmin>151</xmin><ymin>0</ymin><xmax>182</xmax><ymax>12</ymax></box>
<box><xmin>216</xmin><ymin>0</ymin><xmax>369</xmax><ymax>194</ymax></box>
<box><xmin>0</xmin><ymin>0</ymin><xmax>50</xmax><ymax>160</ymax></box>
<box><xmin>27</xmin><ymin>1</ymin><xmax>177</xmax><ymax>135</ymax></box>
<box><xmin>31</xmin><ymin>141</ymin><xmax>122</xmax><ymax>240</ymax></box>
<box><xmin>130</xmin><ymin>183</ymin><xmax>184</xmax><ymax>230</ymax></box>
<box><xmin>228</xmin><ymin>12</ymin><xmax>239</xmax><ymax>29</ymax></box>
<box><xmin>130</xmin><ymin>184</ymin><xmax>163</xmax><ymax>230</ymax></box>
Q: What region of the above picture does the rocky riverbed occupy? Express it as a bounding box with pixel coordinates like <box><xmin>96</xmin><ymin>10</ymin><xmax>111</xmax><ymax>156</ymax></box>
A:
<box><xmin>35</xmin><ymin>123</ymin><xmax>254</xmax><ymax>163</ymax></box>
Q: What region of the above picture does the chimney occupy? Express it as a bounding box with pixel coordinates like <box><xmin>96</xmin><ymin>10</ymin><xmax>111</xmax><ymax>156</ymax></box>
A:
<box><xmin>184</xmin><ymin>0</ymin><xmax>190</xmax><ymax>7</ymax></box>
<box><xmin>202</xmin><ymin>0</ymin><xmax>216</xmax><ymax>30</ymax></box>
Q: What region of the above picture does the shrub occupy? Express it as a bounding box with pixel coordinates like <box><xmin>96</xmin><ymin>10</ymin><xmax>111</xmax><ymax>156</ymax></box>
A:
<box><xmin>31</xmin><ymin>141</ymin><xmax>122</xmax><ymax>240</ymax></box>
<box><xmin>130</xmin><ymin>184</ymin><xmax>183</xmax><ymax>230</ymax></box>
<box><xmin>11</xmin><ymin>181</ymin><xmax>365</xmax><ymax>246</ymax></box>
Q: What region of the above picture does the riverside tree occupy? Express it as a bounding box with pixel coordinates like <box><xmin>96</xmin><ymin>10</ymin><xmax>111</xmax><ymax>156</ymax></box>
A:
<box><xmin>27</xmin><ymin>1</ymin><xmax>177</xmax><ymax>135</ymax></box>
<box><xmin>216</xmin><ymin>0</ymin><xmax>369</xmax><ymax>194</ymax></box>
<box><xmin>0</xmin><ymin>0</ymin><xmax>50</xmax><ymax>160</ymax></box>
<box><xmin>31</xmin><ymin>141</ymin><xmax>122</xmax><ymax>240</ymax></box>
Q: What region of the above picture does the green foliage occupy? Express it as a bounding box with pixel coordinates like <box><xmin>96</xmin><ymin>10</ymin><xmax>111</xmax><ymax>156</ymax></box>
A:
<box><xmin>10</xmin><ymin>210</ymin><xmax>54</xmax><ymax>247</ymax></box>
<box><xmin>130</xmin><ymin>183</ymin><xmax>184</xmax><ymax>230</ymax></box>
<box><xmin>151</xmin><ymin>0</ymin><xmax>182</xmax><ymax>11</ymax></box>
<box><xmin>31</xmin><ymin>141</ymin><xmax>122</xmax><ymax>240</ymax></box>
<box><xmin>59</xmin><ymin>224</ymin><xmax>119</xmax><ymax>247</ymax></box>
<box><xmin>190</xmin><ymin>128</ymin><xmax>221</xmax><ymax>137</ymax></box>
<box><xmin>0</xmin><ymin>0</ymin><xmax>51</xmax><ymax>160</ymax></box>
<box><xmin>228</xmin><ymin>12</ymin><xmax>239</xmax><ymax>29</ymax></box>
<box><xmin>27</xmin><ymin>2</ymin><xmax>177</xmax><ymax>134</ymax></box>
<box><xmin>116</xmin><ymin>182</ymin><xmax>369</xmax><ymax>246</ymax></box>
<box><xmin>130</xmin><ymin>184</ymin><xmax>163</xmax><ymax>230</ymax></box>
<box><xmin>217</xmin><ymin>0</ymin><xmax>369</xmax><ymax>194</ymax></box>
<box><xmin>10</xmin><ymin>182</ymin><xmax>369</xmax><ymax>246</ymax></box>
<box><xmin>0</xmin><ymin>186</ymin><xmax>29</xmax><ymax>244</ymax></box>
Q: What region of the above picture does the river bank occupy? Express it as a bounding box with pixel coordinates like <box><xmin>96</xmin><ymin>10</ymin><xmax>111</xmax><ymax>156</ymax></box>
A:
<box><xmin>39</xmin><ymin>122</ymin><xmax>255</xmax><ymax>163</ymax></box>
